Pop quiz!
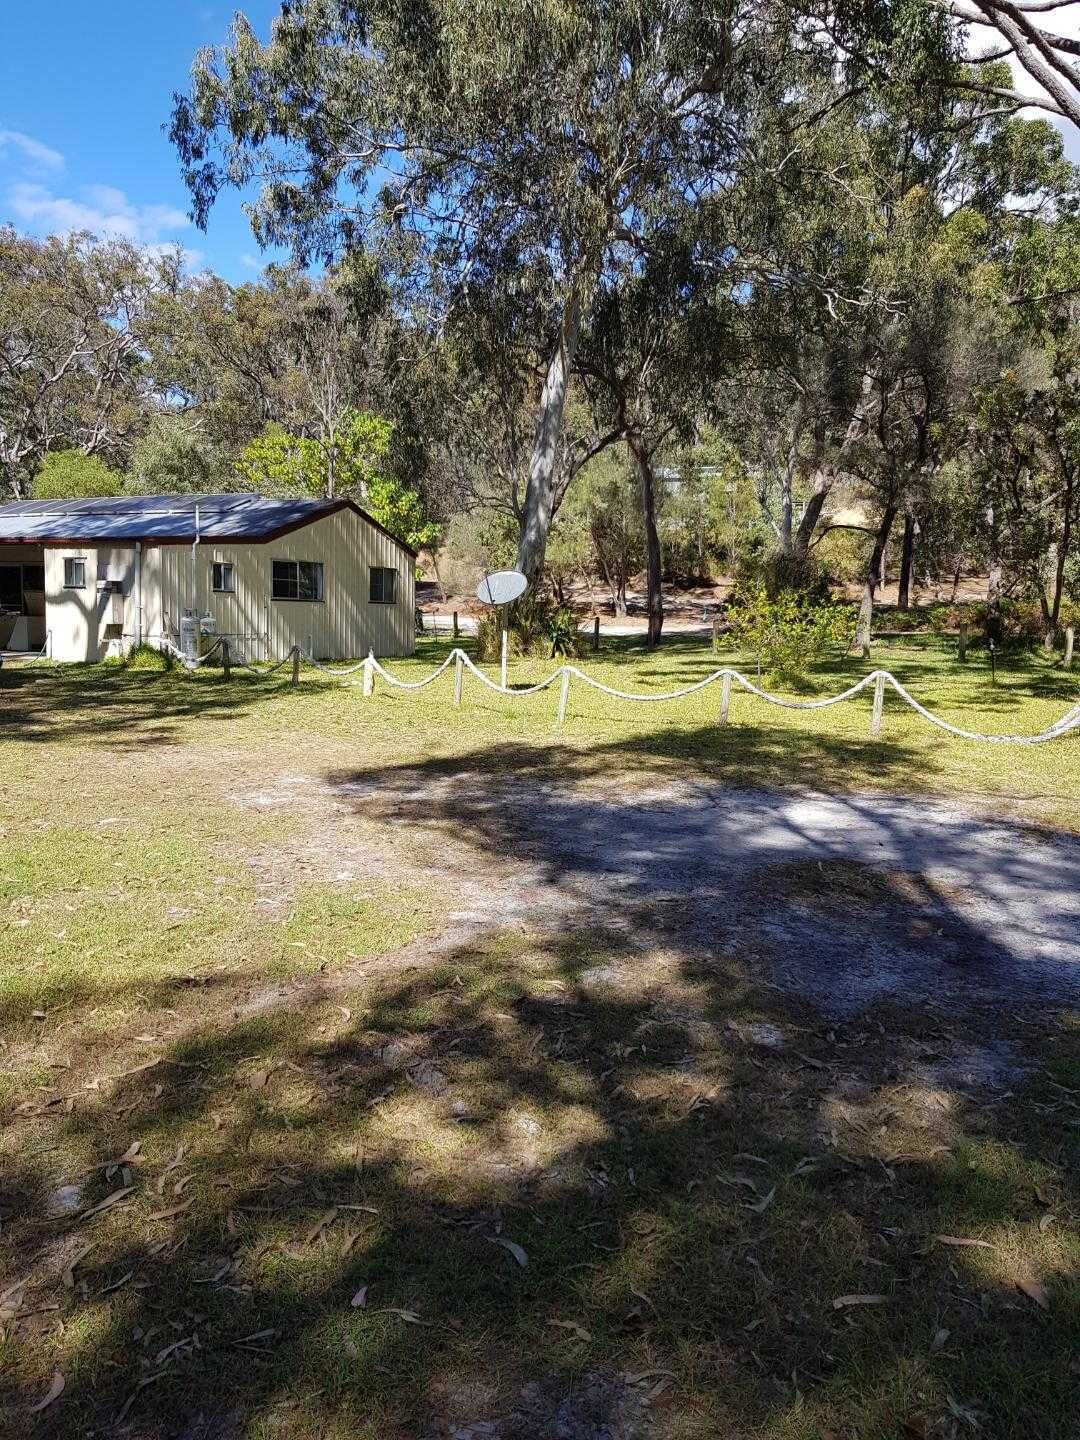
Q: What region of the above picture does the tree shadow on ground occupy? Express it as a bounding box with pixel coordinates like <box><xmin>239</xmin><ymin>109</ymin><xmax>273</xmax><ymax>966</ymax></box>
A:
<box><xmin>2</xmin><ymin>744</ymin><xmax>1078</xmax><ymax>1439</ymax></box>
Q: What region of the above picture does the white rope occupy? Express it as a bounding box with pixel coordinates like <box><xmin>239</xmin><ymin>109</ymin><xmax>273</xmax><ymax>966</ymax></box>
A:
<box><xmin>348</xmin><ymin>648</ymin><xmax>1080</xmax><ymax>746</ymax></box>
<box><xmin>303</xmin><ymin>653</ymin><xmax>370</xmax><ymax>678</ymax></box>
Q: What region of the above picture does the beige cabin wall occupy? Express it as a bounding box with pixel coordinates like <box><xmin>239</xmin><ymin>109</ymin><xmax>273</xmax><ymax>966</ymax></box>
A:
<box><xmin>43</xmin><ymin>545</ymin><xmax>139</xmax><ymax>661</ymax></box>
<box><xmin>151</xmin><ymin>507</ymin><xmax>414</xmax><ymax>660</ymax></box>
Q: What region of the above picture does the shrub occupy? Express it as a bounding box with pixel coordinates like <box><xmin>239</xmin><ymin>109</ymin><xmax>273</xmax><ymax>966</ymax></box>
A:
<box><xmin>123</xmin><ymin>643</ymin><xmax>175</xmax><ymax>672</ymax></box>
<box><xmin>474</xmin><ymin>590</ymin><xmax>583</xmax><ymax>662</ymax></box>
<box><xmin>729</xmin><ymin>585</ymin><xmax>853</xmax><ymax>685</ymax></box>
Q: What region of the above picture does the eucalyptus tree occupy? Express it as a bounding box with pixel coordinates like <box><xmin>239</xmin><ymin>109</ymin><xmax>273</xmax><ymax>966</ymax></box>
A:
<box><xmin>170</xmin><ymin>0</ymin><xmax>960</xmax><ymax>584</ymax></box>
<box><xmin>0</xmin><ymin>228</ymin><xmax>162</xmax><ymax>497</ymax></box>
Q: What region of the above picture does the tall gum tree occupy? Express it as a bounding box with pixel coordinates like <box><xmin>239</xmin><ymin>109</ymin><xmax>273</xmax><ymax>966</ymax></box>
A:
<box><xmin>170</xmin><ymin>0</ymin><xmax>959</xmax><ymax>583</ymax></box>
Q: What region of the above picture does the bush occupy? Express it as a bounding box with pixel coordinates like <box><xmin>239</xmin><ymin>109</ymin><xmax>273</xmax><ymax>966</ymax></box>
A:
<box><xmin>729</xmin><ymin>585</ymin><xmax>854</xmax><ymax>685</ymax></box>
<box><xmin>474</xmin><ymin>590</ymin><xmax>583</xmax><ymax>662</ymax></box>
<box><xmin>123</xmin><ymin>643</ymin><xmax>175</xmax><ymax>672</ymax></box>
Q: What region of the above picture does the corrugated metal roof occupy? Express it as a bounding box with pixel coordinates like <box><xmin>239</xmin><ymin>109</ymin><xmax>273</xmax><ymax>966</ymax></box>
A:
<box><xmin>0</xmin><ymin>493</ymin><xmax>383</xmax><ymax>546</ymax></box>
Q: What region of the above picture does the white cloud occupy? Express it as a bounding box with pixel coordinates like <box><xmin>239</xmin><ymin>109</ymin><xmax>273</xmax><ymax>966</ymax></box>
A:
<box><xmin>8</xmin><ymin>179</ymin><xmax>190</xmax><ymax>247</ymax></box>
<box><xmin>239</xmin><ymin>252</ymin><xmax>262</xmax><ymax>271</ymax></box>
<box><xmin>0</xmin><ymin>129</ymin><xmax>64</xmax><ymax>172</ymax></box>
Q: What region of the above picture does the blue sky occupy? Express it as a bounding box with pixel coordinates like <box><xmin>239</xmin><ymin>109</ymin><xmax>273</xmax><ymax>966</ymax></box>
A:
<box><xmin>2</xmin><ymin>4</ymin><xmax>1077</xmax><ymax>282</ymax></box>
<box><xmin>0</xmin><ymin>2</ymin><xmax>285</xmax><ymax>281</ymax></box>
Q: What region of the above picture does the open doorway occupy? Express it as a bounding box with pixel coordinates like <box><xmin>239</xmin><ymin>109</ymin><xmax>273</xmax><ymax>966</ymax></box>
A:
<box><xmin>0</xmin><ymin>547</ymin><xmax>47</xmax><ymax>652</ymax></box>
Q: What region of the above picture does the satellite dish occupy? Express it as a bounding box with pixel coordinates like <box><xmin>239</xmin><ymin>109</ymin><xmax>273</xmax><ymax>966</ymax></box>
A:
<box><xmin>476</xmin><ymin>569</ymin><xmax>528</xmax><ymax>607</ymax></box>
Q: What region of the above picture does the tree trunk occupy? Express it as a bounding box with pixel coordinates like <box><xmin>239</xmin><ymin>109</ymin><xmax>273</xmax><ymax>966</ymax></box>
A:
<box><xmin>793</xmin><ymin>474</ymin><xmax>831</xmax><ymax>559</ymax></box>
<box><xmin>897</xmin><ymin>514</ymin><xmax>916</xmax><ymax>610</ymax></box>
<box><xmin>629</xmin><ymin>434</ymin><xmax>663</xmax><ymax>649</ymax></box>
<box><xmin>516</xmin><ymin>282</ymin><xmax>583</xmax><ymax>583</ymax></box>
<box><xmin>855</xmin><ymin>503</ymin><xmax>898</xmax><ymax>658</ymax></box>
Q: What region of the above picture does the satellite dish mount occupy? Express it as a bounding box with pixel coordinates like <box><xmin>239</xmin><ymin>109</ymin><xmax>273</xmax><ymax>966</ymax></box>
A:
<box><xmin>475</xmin><ymin>569</ymin><xmax>528</xmax><ymax>687</ymax></box>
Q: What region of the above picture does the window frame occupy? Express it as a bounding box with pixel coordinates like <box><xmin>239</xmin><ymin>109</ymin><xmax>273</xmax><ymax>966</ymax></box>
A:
<box><xmin>63</xmin><ymin>556</ymin><xmax>87</xmax><ymax>590</ymax></box>
<box><xmin>211</xmin><ymin>561</ymin><xmax>236</xmax><ymax>595</ymax></box>
<box><xmin>369</xmin><ymin>565</ymin><xmax>398</xmax><ymax>606</ymax></box>
<box><xmin>271</xmin><ymin>558</ymin><xmax>324</xmax><ymax>603</ymax></box>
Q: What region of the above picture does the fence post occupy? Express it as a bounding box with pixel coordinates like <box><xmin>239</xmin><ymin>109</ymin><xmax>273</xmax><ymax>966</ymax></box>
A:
<box><xmin>958</xmin><ymin>620</ymin><xmax>968</xmax><ymax>662</ymax></box>
<box><xmin>500</xmin><ymin>628</ymin><xmax>508</xmax><ymax>690</ymax></box>
<box><xmin>712</xmin><ymin>616</ymin><xmax>721</xmax><ymax>653</ymax></box>
<box><xmin>870</xmin><ymin>672</ymin><xmax>886</xmax><ymax>737</ymax></box>
<box><xmin>719</xmin><ymin>671</ymin><xmax>732</xmax><ymax>726</ymax></box>
<box><xmin>1065</xmin><ymin>626</ymin><xmax>1074</xmax><ymax>669</ymax></box>
<box><xmin>557</xmin><ymin>669</ymin><xmax>571</xmax><ymax>728</ymax></box>
<box><xmin>593</xmin><ymin>615</ymin><xmax>600</xmax><ymax>652</ymax></box>
<box><xmin>453</xmin><ymin>610</ymin><xmax>459</xmax><ymax>639</ymax></box>
<box><xmin>362</xmin><ymin>651</ymin><xmax>375</xmax><ymax>698</ymax></box>
<box><xmin>291</xmin><ymin>646</ymin><xmax>301</xmax><ymax>687</ymax></box>
<box><xmin>222</xmin><ymin>638</ymin><xmax>231</xmax><ymax>680</ymax></box>
<box><xmin>453</xmin><ymin>650</ymin><xmax>464</xmax><ymax>707</ymax></box>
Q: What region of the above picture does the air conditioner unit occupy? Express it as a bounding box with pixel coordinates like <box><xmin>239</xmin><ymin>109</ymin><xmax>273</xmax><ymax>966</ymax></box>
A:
<box><xmin>96</xmin><ymin>578</ymin><xmax>125</xmax><ymax>625</ymax></box>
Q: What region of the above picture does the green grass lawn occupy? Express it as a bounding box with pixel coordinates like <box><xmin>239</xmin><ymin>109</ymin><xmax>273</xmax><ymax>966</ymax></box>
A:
<box><xmin>0</xmin><ymin>635</ymin><xmax>1077</xmax><ymax>1439</ymax></box>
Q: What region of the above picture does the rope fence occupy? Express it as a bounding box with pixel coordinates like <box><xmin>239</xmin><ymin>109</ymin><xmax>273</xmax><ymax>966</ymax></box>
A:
<box><xmin>15</xmin><ymin>632</ymin><xmax>1075</xmax><ymax>745</ymax></box>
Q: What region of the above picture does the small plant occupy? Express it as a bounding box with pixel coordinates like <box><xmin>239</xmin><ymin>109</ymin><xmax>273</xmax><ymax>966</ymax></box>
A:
<box><xmin>123</xmin><ymin>643</ymin><xmax>175</xmax><ymax>672</ymax></box>
<box><xmin>729</xmin><ymin>585</ymin><xmax>853</xmax><ymax>685</ymax></box>
<box><xmin>474</xmin><ymin>589</ymin><xmax>583</xmax><ymax>662</ymax></box>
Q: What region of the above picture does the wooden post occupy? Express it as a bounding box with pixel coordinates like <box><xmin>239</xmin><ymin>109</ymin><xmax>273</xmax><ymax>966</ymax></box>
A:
<box><xmin>1065</xmin><ymin>626</ymin><xmax>1074</xmax><ymax>669</ymax></box>
<box><xmin>593</xmin><ymin>614</ymin><xmax>600</xmax><ymax>652</ymax></box>
<box><xmin>712</xmin><ymin>616</ymin><xmax>720</xmax><ymax>653</ymax></box>
<box><xmin>453</xmin><ymin>650</ymin><xmax>463</xmax><ymax>707</ymax></box>
<box><xmin>557</xmin><ymin>669</ymin><xmax>571</xmax><ymax>728</ymax></box>
<box><xmin>719</xmin><ymin>671</ymin><xmax>732</xmax><ymax>726</ymax></box>
<box><xmin>362</xmin><ymin>652</ymin><xmax>374</xmax><ymax>698</ymax></box>
<box><xmin>222</xmin><ymin>638</ymin><xmax>231</xmax><ymax>680</ymax></box>
<box><xmin>870</xmin><ymin>672</ymin><xmax>885</xmax><ymax>737</ymax></box>
<box><xmin>291</xmin><ymin>646</ymin><xmax>300</xmax><ymax>687</ymax></box>
<box><xmin>500</xmin><ymin>628</ymin><xmax>508</xmax><ymax>689</ymax></box>
<box><xmin>958</xmin><ymin>620</ymin><xmax>968</xmax><ymax>662</ymax></box>
<box><xmin>453</xmin><ymin>610</ymin><xmax>459</xmax><ymax>639</ymax></box>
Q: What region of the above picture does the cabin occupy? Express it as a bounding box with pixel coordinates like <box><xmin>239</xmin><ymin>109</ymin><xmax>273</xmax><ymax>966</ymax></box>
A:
<box><xmin>0</xmin><ymin>493</ymin><xmax>416</xmax><ymax>663</ymax></box>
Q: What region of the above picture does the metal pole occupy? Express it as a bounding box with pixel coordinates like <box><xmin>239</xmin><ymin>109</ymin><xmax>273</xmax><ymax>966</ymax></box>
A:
<box><xmin>453</xmin><ymin>650</ymin><xmax>463</xmax><ymax>707</ymax></box>
<box><xmin>500</xmin><ymin>627</ymin><xmax>508</xmax><ymax>689</ymax></box>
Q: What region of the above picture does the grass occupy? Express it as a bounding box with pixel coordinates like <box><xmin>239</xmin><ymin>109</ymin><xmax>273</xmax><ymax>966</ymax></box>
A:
<box><xmin>0</xmin><ymin>634</ymin><xmax>1077</xmax><ymax>1439</ymax></box>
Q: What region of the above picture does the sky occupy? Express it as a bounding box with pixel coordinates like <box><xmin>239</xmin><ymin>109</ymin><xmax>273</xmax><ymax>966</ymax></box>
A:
<box><xmin>0</xmin><ymin>2</ymin><xmax>285</xmax><ymax>282</ymax></box>
<box><xmin>1</xmin><ymin>3</ymin><xmax>1078</xmax><ymax>284</ymax></box>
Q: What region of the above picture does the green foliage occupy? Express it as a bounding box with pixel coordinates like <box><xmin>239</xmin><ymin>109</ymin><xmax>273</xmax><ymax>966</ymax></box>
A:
<box><xmin>235</xmin><ymin>424</ymin><xmax>323</xmax><ymax>496</ymax></box>
<box><xmin>32</xmin><ymin>450</ymin><xmax>124</xmax><ymax>500</ymax></box>
<box><xmin>365</xmin><ymin>472</ymin><xmax>440</xmax><ymax>555</ymax></box>
<box><xmin>475</xmin><ymin>590</ymin><xmax>583</xmax><ymax>662</ymax></box>
<box><xmin>730</xmin><ymin>586</ymin><xmax>854</xmax><ymax>685</ymax></box>
<box><xmin>126</xmin><ymin>412</ymin><xmax>228</xmax><ymax>495</ymax></box>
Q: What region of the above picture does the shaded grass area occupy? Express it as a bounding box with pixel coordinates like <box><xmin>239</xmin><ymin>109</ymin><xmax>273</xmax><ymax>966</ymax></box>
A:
<box><xmin>0</xmin><ymin>634</ymin><xmax>1077</xmax><ymax>1438</ymax></box>
<box><xmin>1</xmin><ymin>632</ymin><xmax>1077</xmax><ymax>825</ymax></box>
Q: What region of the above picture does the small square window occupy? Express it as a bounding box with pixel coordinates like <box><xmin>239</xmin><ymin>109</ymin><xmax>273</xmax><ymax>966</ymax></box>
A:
<box><xmin>64</xmin><ymin>557</ymin><xmax>86</xmax><ymax>589</ymax></box>
<box><xmin>211</xmin><ymin>561</ymin><xmax>235</xmax><ymax>594</ymax></box>
<box><xmin>369</xmin><ymin>566</ymin><xmax>397</xmax><ymax>605</ymax></box>
<box><xmin>272</xmin><ymin>559</ymin><xmax>323</xmax><ymax>602</ymax></box>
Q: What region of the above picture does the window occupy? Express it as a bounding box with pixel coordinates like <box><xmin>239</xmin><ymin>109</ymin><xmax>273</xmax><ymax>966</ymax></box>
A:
<box><xmin>63</xmin><ymin>557</ymin><xmax>86</xmax><ymax>589</ymax></box>
<box><xmin>22</xmin><ymin>565</ymin><xmax>44</xmax><ymax>594</ymax></box>
<box><xmin>211</xmin><ymin>562</ymin><xmax>235</xmax><ymax>594</ymax></box>
<box><xmin>271</xmin><ymin>559</ymin><xmax>323</xmax><ymax>602</ymax></box>
<box><xmin>369</xmin><ymin>566</ymin><xmax>397</xmax><ymax>605</ymax></box>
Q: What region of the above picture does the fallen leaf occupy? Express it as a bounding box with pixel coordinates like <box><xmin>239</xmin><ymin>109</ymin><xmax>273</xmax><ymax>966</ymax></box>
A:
<box><xmin>146</xmin><ymin>1200</ymin><xmax>193</xmax><ymax>1222</ymax></box>
<box><xmin>549</xmin><ymin>1318</ymin><xmax>593</xmax><ymax>1341</ymax></box>
<box><xmin>745</xmin><ymin>1185</ymin><xmax>776</xmax><ymax>1214</ymax></box>
<box><xmin>931</xmin><ymin>1326</ymin><xmax>949</xmax><ymax>1352</ymax></box>
<box><xmin>1017</xmin><ymin>1275</ymin><xmax>1050</xmax><ymax>1311</ymax></box>
<box><xmin>379</xmin><ymin>1307</ymin><xmax>428</xmax><ymax>1325</ymax></box>
<box><xmin>490</xmin><ymin>1236</ymin><xmax>529</xmax><ymax>1267</ymax></box>
<box><xmin>79</xmin><ymin>1186</ymin><xmax>134</xmax><ymax>1221</ymax></box>
<box><xmin>62</xmin><ymin>1242</ymin><xmax>95</xmax><ymax>1289</ymax></box>
<box><xmin>934</xmin><ymin>1234</ymin><xmax>995</xmax><ymax>1250</ymax></box>
<box><xmin>350</xmin><ymin>1285</ymin><xmax>369</xmax><ymax>1308</ymax></box>
<box><xmin>28</xmin><ymin>1372</ymin><xmax>64</xmax><ymax>1413</ymax></box>
<box><xmin>250</xmin><ymin>1069</ymin><xmax>270</xmax><ymax>1090</ymax></box>
<box><xmin>832</xmin><ymin>1294</ymin><xmax>888</xmax><ymax>1309</ymax></box>
<box><xmin>303</xmin><ymin>1207</ymin><xmax>339</xmax><ymax>1246</ymax></box>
